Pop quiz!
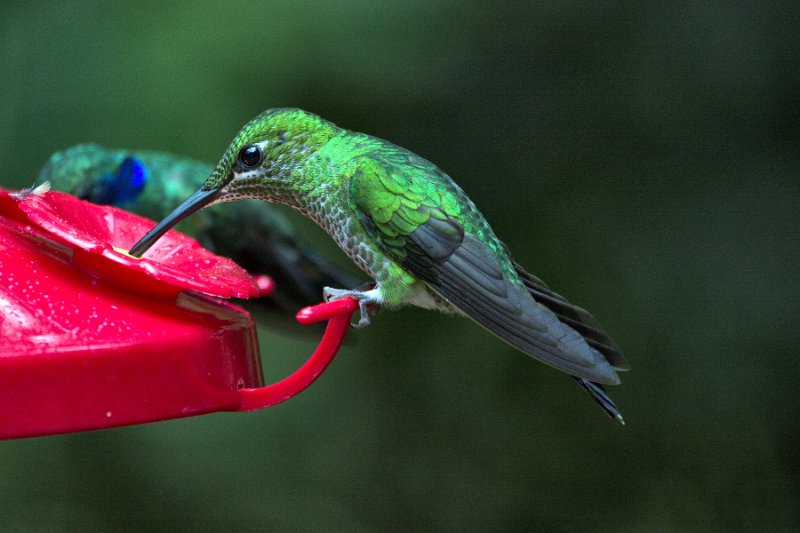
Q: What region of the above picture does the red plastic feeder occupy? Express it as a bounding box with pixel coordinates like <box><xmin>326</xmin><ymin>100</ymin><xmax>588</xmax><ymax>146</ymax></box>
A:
<box><xmin>0</xmin><ymin>189</ymin><xmax>358</xmax><ymax>439</ymax></box>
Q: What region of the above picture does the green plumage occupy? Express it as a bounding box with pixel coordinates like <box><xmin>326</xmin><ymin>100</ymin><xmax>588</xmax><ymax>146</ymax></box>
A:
<box><xmin>131</xmin><ymin>108</ymin><xmax>629</xmax><ymax>423</ymax></box>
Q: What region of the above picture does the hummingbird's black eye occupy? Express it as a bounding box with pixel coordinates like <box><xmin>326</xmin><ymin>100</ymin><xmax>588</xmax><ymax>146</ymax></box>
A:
<box><xmin>238</xmin><ymin>145</ymin><xmax>262</xmax><ymax>168</ymax></box>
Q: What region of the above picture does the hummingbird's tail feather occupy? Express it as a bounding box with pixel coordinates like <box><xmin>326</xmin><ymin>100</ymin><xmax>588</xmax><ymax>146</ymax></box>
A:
<box><xmin>574</xmin><ymin>377</ymin><xmax>625</xmax><ymax>425</ymax></box>
<box><xmin>512</xmin><ymin>260</ymin><xmax>629</xmax><ymax>372</ymax></box>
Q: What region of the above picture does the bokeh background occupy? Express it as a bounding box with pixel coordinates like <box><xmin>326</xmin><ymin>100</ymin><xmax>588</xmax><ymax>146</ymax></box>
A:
<box><xmin>1</xmin><ymin>1</ymin><xmax>798</xmax><ymax>530</ymax></box>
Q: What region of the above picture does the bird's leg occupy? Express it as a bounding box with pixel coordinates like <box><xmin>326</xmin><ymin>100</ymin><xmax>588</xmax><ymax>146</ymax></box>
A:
<box><xmin>323</xmin><ymin>284</ymin><xmax>382</xmax><ymax>328</ymax></box>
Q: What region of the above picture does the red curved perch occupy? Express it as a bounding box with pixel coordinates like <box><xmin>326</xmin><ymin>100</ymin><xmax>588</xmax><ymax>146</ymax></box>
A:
<box><xmin>238</xmin><ymin>298</ymin><xmax>359</xmax><ymax>411</ymax></box>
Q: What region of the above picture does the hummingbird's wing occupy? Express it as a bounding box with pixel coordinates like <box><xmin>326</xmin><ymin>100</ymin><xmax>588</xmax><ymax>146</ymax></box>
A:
<box><xmin>349</xmin><ymin>158</ymin><xmax>621</xmax><ymax>385</ymax></box>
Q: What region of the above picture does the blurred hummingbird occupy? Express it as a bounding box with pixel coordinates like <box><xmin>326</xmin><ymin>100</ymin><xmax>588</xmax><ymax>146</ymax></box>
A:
<box><xmin>38</xmin><ymin>144</ymin><xmax>360</xmax><ymax>315</ymax></box>
<box><xmin>129</xmin><ymin>109</ymin><xmax>629</xmax><ymax>423</ymax></box>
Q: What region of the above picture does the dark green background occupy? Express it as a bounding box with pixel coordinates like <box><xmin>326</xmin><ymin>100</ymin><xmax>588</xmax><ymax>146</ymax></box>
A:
<box><xmin>1</xmin><ymin>1</ymin><xmax>798</xmax><ymax>530</ymax></box>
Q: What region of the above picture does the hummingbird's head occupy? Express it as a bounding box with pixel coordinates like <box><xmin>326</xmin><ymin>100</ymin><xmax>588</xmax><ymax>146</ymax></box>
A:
<box><xmin>38</xmin><ymin>144</ymin><xmax>108</xmax><ymax>194</ymax></box>
<box><xmin>202</xmin><ymin>107</ymin><xmax>338</xmax><ymax>204</ymax></box>
<box><xmin>129</xmin><ymin>108</ymin><xmax>337</xmax><ymax>257</ymax></box>
<box><xmin>38</xmin><ymin>144</ymin><xmax>146</xmax><ymax>204</ymax></box>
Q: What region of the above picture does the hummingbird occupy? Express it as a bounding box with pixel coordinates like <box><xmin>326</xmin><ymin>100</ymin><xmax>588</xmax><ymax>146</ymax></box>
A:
<box><xmin>37</xmin><ymin>144</ymin><xmax>360</xmax><ymax>315</ymax></box>
<box><xmin>129</xmin><ymin>108</ymin><xmax>629</xmax><ymax>423</ymax></box>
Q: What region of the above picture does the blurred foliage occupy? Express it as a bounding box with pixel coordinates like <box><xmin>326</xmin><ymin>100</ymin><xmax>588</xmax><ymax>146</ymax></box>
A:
<box><xmin>1</xmin><ymin>1</ymin><xmax>799</xmax><ymax>530</ymax></box>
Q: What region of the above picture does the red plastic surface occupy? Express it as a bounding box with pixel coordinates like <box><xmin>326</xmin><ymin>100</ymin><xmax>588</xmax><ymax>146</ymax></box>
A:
<box><xmin>19</xmin><ymin>191</ymin><xmax>260</xmax><ymax>299</ymax></box>
<box><xmin>0</xmin><ymin>189</ymin><xmax>357</xmax><ymax>439</ymax></box>
<box><xmin>239</xmin><ymin>298</ymin><xmax>358</xmax><ymax>410</ymax></box>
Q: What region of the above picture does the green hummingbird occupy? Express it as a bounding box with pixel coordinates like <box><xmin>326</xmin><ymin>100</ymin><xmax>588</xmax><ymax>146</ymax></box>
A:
<box><xmin>37</xmin><ymin>144</ymin><xmax>360</xmax><ymax>315</ymax></box>
<box><xmin>129</xmin><ymin>108</ymin><xmax>629</xmax><ymax>423</ymax></box>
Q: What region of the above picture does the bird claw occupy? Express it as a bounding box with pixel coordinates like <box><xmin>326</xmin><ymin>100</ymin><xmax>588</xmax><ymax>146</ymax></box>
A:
<box><xmin>323</xmin><ymin>286</ymin><xmax>381</xmax><ymax>328</ymax></box>
<box><xmin>353</xmin><ymin>300</ymin><xmax>373</xmax><ymax>329</ymax></box>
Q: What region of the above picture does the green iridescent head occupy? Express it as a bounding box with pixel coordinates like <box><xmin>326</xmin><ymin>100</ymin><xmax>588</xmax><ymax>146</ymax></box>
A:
<box><xmin>202</xmin><ymin>108</ymin><xmax>338</xmax><ymax>202</ymax></box>
<box><xmin>129</xmin><ymin>108</ymin><xmax>338</xmax><ymax>256</ymax></box>
<box><xmin>37</xmin><ymin>144</ymin><xmax>123</xmax><ymax>195</ymax></box>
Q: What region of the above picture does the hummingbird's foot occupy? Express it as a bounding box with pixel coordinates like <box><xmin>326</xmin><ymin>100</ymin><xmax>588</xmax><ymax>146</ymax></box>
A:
<box><xmin>323</xmin><ymin>286</ymin><xmax>383</xmax><ymax>328</ymax></box>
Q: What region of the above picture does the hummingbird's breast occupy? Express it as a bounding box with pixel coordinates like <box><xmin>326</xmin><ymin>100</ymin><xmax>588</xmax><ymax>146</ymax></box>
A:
<box><xmin>291</xmin><ymin>140</ymin><xmax>387</xmax><ymax>281</ymax></box>
<box><xmin>290</xmin><ymin>134</ymin><xmax>457</xmax><ymax>311</ymax></box>
<box><xmin>301</xmin><ymin>191</ymin><xmax>383</xmax><ymax>279</ymax></box>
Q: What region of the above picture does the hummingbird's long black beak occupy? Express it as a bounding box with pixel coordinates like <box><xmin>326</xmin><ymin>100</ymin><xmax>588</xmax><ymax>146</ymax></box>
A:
<box><xmin>129</xmin><ymin>188</ymin><xmax>221</xmax><ymax>257</ymax></box>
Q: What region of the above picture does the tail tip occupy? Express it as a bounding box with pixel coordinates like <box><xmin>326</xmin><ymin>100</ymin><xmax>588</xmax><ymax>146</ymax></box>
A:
<box><xmin>574</xmin><ymin>377</ymin><xmax>626</xmax><ymax>426</ymax></box>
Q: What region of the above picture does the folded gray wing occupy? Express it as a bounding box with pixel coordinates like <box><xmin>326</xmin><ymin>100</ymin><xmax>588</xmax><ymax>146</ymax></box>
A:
<box><xmin>400</xmin><ymin>217</ymin><xmax>620</xmax><ymax>385</ymax></box>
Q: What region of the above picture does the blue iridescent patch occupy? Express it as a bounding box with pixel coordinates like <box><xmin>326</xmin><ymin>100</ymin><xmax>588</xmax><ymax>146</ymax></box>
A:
<box><xmin>90</xmin><ymin>156</ymin><xmax>148</xmax><ymax>206</ymax></box>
